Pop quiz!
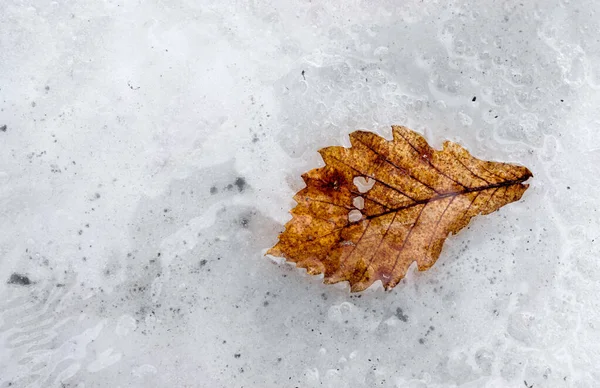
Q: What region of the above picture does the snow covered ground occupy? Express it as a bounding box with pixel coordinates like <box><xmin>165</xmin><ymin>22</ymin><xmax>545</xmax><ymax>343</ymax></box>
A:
<box><xmin>1</xmin><ymin>1</ymin><xmax>599</xmax><ymax>387</ymax></box>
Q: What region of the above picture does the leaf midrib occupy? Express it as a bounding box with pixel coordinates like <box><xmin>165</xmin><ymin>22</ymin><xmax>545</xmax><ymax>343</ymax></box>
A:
<box><xmin>364</xmin><ymin>176</ymin><xmax>530</xmax><ymax>220</ymax></box>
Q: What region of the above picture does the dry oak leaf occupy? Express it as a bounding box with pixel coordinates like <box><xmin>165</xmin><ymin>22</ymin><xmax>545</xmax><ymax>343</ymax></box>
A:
<box><xmin>268</xmin><ymin>126</ymin><xmax>532</xmax><ymax>292</ymax></box>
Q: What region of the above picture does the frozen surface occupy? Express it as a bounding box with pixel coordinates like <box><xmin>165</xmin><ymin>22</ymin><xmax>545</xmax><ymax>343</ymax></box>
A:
<box><xmin>1</xmin><ymin>1</ymin><xmax>599</xmax><ymax>387</ymax></box>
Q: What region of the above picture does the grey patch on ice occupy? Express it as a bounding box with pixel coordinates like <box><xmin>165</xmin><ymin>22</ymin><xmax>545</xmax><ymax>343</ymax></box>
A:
<box><xmin>7</xmin><ymin>273</ymin><xmax>31</xmax><ymax>286</ymax></box>
<box><xmin>234</xmin><ymin>177</ymin><xmax>247</xmax><ymax>192</ymax></box>
<box><xmin>128</xmin><ymin>161</ymin><xmax>248</xmax><ymax>261</ymax></box>
<box><xmin>395</xmin><ymin>307</ymin><xmax>408</xmax><ymax>322</ymax></box>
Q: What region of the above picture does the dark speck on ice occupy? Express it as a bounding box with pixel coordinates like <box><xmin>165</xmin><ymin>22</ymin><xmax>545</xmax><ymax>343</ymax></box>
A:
<box><xmin>395</xmin><ymin>307</ymin><xmax>408</xmax><ymax>322</ymax></box>
<box><xmin>234</xmin><ymin>177</ymin><xmax>247</xmax><ymax>192</ymax></box>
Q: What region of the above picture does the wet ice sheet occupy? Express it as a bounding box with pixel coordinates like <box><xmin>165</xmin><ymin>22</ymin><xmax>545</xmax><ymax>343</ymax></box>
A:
<box><xmin>1</xmin><ymin>1</ymin><xmax>599</xmax><ymax>387</ymax></box>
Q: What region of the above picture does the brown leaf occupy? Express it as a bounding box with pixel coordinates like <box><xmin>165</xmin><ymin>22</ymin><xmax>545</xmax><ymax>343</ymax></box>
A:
<box><xmin>268</xmin><ymin>126</ymin><xmax>532</xmax><ymax>292</ymax></box>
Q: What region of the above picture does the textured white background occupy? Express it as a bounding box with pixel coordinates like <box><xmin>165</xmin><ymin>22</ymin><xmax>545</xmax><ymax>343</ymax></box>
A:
<box><xmin>1</xmin><ymin>1</ymin><xmax>599</xmax><ymax>387</ymax></box>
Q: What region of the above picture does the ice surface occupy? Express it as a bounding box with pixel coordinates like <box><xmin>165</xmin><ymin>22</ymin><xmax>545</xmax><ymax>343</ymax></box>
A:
<box><xmin>1</xmin><ymin>0</ymin><xmax>599</xmax><ymax>387</ymax></box>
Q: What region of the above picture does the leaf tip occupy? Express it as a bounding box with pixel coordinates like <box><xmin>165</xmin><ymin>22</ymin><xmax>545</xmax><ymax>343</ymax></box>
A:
<box><xmin>516</xmin><ymin>166</ymin><xmax>533</xmax><ymax>181</ymax></box>
<box><xmin>266</xmin><ymin>246</ymin><xmax>282</xmax><ymax>258</ymax></box>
